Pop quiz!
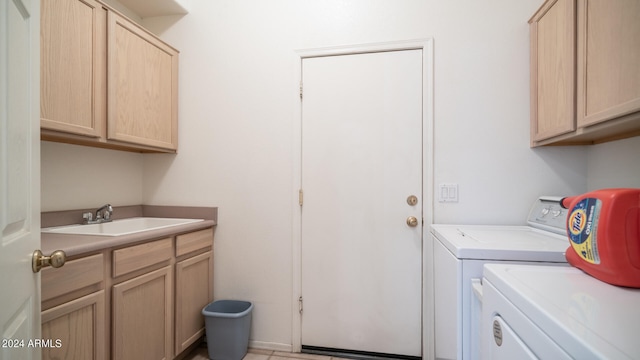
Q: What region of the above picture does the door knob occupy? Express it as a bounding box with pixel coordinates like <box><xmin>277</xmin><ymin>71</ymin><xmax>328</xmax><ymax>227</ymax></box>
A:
<box><xmin>406</xmin><ymin>216</ymin><xmax>419</xmax><ymax>227</ymax></box>
<box><xmin>32</xmin><ymin>250</ymin><xmax>66</xmax><ymax>273</ymax></box>
<box><xmin>407</xmin><ymin>195</ymin><xmax>418</xmax><ymax>206</ymax></box>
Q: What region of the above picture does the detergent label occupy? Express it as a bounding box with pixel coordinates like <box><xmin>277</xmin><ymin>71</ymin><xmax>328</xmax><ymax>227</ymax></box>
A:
<box><xmin>568</xmin><ymin>198</ymin><xmax>601</xmax><ymax>264</ymax></box>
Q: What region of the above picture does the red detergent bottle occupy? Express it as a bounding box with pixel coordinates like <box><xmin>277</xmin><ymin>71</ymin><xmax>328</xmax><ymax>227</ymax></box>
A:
<box><xmin>560</xmin><ymin>188</ymin><xmax>640</xmax><ymax>288</ymax></box>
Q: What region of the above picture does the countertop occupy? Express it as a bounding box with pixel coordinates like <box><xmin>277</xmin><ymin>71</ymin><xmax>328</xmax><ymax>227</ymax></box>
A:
<box><xmin>41</xmin><ymin>205</ymin><xmax>217</xmax><ymax>257</ymax></box>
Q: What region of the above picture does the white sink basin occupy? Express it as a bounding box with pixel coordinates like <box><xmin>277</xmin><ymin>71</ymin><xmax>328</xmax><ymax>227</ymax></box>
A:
<box><xmin>42</xmin><ymin>217</ymin><xmax>204</xmax><ymax>237</ymax></box>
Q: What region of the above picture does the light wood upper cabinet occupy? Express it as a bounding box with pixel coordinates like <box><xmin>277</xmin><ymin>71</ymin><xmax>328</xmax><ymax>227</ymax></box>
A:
<box><xmin>576</xmin><ymin>0</ymin><xmax>640</xmax><ymax>127</ymax></box>
<box><xmin>108</xmin><ymin>11</ymin><xmax>178</xmax><ymax>151</ymax></box>
<box><xmin>40</xmin><ymin>0</ymin><xmax>106</xmax><ymax>138</ymax></box>
<box><xmin>529</xmin><ymin>0</ymin><xmax>575</xmax><ymax>142</ymax></box>
<box><xmin>41</xmin><ymin>0</ymin><xmax>179</xmax><ymax>153</ymax></box>
<box><xmin>529</xmin><ymin>0</ymin><xmax>640</xmax><ymax>146</ymax></box>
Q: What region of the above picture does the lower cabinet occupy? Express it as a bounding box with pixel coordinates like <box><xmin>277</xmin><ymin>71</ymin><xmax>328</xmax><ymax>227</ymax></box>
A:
<box><xmin>175</xmin><ymin>251</ymin><xmax>213</xmax><ymax>355</ymax></box>
<box><xmin>41</xmin><ymin>227</ymin><xmax>214</xmax><ymax>360</ymax></box>
<box><xmin>42</xmin><ymin>291</ymin><xmax>106</xmax><ymax>360</ymax></box>
<box><xmin>112</xmin><ymin>267</ymin><xmax>172</xmax><ymax>360</ymax></box>
<box><xmin>41</xmin><ymin>253</ymin><xmax>106</xmax><ymax>360</ymax></box>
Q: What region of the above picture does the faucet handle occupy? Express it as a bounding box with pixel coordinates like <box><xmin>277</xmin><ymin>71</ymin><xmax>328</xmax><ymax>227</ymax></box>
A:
<box><xmin>82</xmin><ymin>212</ymin><xmax>93</xmax><ymax>223</ymax></box>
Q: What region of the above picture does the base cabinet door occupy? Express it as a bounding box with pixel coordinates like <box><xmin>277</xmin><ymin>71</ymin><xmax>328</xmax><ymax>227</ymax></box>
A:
<box><xmin>112</xmin><ymin>266</ymin><xmax>172</xmax><ymax>360</ymax></box>
<box><xmin>41</xmin><ymin>291</ymin><xmax>106</xmax><ymax>360</ymax></box>
<box><xmin>175</xmin><ymin>251</ymin><xmax>213</xmax><ymax>355</ymax></box>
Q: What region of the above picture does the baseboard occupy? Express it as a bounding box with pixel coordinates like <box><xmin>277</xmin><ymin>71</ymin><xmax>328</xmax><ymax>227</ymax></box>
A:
<box><xmin>249</xmin><ymin>340</ymin><xmax>293</xmax><ymax>353</ymax></box>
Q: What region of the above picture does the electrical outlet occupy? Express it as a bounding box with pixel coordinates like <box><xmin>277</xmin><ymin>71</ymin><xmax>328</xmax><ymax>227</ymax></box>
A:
<box><xmin>439</xmin><ymin>183</ymin><xmax>459</xmax><ymax>203</ymax></box>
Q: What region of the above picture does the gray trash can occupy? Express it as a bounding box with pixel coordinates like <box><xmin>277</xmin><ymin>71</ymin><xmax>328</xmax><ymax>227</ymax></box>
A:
<box><xmin>202</xmin><ymin>300</ymin><xmax>253</xmax><ymax>360</ymax></box>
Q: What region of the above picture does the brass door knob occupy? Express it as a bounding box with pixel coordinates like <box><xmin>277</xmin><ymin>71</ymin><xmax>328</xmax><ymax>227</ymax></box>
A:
<box><xmin>32</xmin><ymin>249</ymin><xmax>66</xmax><ymax>273</ymax></box>
<box><xmin>406</xmin><ymin>216</ymin><xmax>419</xmax><ymax>227</ymax></box>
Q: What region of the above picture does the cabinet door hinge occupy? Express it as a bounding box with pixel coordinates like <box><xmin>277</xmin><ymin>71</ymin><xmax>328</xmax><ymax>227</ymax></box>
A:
<box><xmin>298</xmin><ymin>296</ymin><xmax>303</xmax><ymax>314</ymax></box>
<box><xmin>299</xmin><ymin>82</ymin><xmax>303</xmax><ymax>100</ymax></box>
<box><xmin>299</xmin><ymin>189</ymin><xmax>303</xmax><ymax>206</ymax></box>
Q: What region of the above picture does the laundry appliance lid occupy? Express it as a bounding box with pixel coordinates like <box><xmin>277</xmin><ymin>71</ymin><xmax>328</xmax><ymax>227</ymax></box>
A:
<box><xmin>484</xmin><ymin>264</ymin><xmax>640</xmax><ymax>360</ymax></box>
<box><xmin>431</xmin><ymin>224</ymin><xmax>568</xmax><ymax>262</ymax></box>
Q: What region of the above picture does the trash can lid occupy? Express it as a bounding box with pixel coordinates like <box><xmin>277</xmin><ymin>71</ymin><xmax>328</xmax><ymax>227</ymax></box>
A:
<box><xmin>202</xmin><ymin>300</ymin><xmax>253</xmax><ymax>318</ymax></box>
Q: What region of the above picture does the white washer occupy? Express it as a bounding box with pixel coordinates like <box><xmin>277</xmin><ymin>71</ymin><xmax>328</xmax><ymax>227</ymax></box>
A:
<box><xmin>431</xmin><ymin>197</ymin><xmax>570</xmax><ymax>360</ymax></box>
<box><xmin>482</xmin><ymin>264</ymin><xmax>640</xmax><ymax>359</ymax></box>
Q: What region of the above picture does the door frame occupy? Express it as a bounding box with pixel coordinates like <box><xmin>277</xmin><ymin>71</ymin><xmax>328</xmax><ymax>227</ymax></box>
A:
<box><xmin>291</xmin><ymin>38</ymin><xmax>435</xmax><ymax>359</ymax></box>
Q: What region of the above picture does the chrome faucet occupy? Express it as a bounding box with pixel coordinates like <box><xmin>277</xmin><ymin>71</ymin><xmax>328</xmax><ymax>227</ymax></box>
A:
<box><xmin>83</xmin><ymin>204</ymin><xmax>113</xmax><ymax>224</ymax></box>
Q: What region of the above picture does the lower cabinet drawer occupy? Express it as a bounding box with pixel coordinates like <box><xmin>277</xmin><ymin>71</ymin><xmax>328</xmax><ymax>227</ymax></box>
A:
<box><xmin>112</xmin><ymin>237</ymin><xmax>172</xmax><ymax>277</ymax></box>
<box><xmin>42</xmin><ymin>253</ymin><xmax>104</xmax><ymax>303</ymax></box>
<box><xmin>176</xmin><ymin>228</ymin><xmax>213</xmax><ymax>257</ymax></box>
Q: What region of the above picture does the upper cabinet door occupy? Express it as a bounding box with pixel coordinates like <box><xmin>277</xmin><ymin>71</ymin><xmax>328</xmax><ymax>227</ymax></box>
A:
<box><xmin>107</xmin><ymin>11</ymin><xmax>179</xmax><ymax>151</ymax></box>
<box><xmin>576</xmin><ymin>0</ymin><xmax>640</xmax><ymax>127</ymax></box>
<box><xmin>529</xmin><ymin>0</ymin><xmax>576</xmax><ymax>143</ymax></box>
<box><xmin>41</xmin><ymin>0</ymin><xmax>106</xmax><ymax>137</ymax></box>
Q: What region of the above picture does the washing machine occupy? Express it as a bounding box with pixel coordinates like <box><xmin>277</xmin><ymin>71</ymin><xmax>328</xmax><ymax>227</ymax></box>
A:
<box><xmin>482</xmin><ymin>263</ymin><xmax>640</xmax><ymax>359</ymax></box>
<box><xmin>431</xmin><ymin>197</ymin><xmax>570</xmax><ymax>360</ymax></box>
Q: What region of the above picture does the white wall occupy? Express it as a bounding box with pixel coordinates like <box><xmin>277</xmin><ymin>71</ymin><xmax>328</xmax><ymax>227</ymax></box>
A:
<box><xmin>587</xmin><ymin>136</ymin><xmax>640</xmax><ymax>190</ymax></box>
<box><xmin>139</xmin><ymin>0</ymin><xmax>579</xmax><ymax>349</ymax></box>
<box><xmin>41</xmin><ymin>141</ymin><xmax>143</xmax><ymax>212</ymax></box>
<box><xmin>40</xmin><ymin>0</ymin><xmax>640</xmax><ymax>352</ymax></box>
<box><xmin>141</xmin><ymin>0</ymin><xmax>439</xmax><ymax>350</ymax></box>
<box><xmin>426</xmin><ymin>0</ymin><xmax>593</xmax><ymax>224</ymax></box>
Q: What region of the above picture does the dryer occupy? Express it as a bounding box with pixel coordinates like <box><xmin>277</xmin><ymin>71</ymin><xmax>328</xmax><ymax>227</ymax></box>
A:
<box><xmin>482</xmin><ymin>263</ymin><xmax>640</xmax><ymax>359</ymax></box>
<box><xmin>431</xmin><ymin>197</ymin><xmax>570</xmax><ymax>360</ymax></box>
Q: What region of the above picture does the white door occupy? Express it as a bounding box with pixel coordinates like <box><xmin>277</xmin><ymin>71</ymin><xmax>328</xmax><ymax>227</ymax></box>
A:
<box><xmin>0</xmin><ymin>0</ymin><xmax>42</xmax><ymax>358</ymax></box>
<box><xmin>300</xmin><ymin>49</ymin><xmax>423</xmax><ymax>357</ymax></box>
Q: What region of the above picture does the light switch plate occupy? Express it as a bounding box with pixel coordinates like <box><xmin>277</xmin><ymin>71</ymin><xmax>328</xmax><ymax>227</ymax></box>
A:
<box><xmin>438</xmin><ymin>183</ymin><xmax>459</xmax><ymax>203</ymax></box>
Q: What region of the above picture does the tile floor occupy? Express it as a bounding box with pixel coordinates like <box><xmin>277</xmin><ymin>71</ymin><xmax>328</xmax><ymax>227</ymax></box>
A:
<box><xmin>185</xmin><ymin>345</ymin><xmax>352</xmax><ymax>360</ymax></box>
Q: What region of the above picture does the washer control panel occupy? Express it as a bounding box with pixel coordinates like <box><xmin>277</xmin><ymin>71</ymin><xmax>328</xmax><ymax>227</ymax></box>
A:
<box><xmin>527</xmin><ymin>196</ymin><xmax>567</xmax><ymax>234</ymax></box>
